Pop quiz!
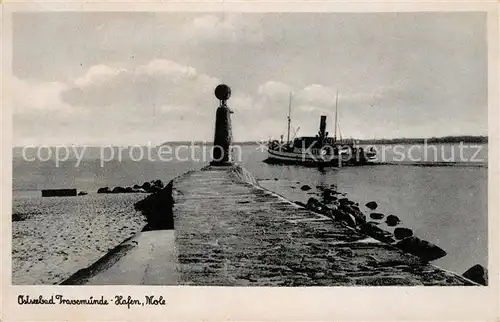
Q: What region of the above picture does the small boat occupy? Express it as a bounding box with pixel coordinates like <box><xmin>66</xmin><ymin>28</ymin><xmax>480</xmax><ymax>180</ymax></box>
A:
<box><xmin>265</xmin><ymin>92</ymin><xmax>377</xmax><ymax>166</ymax></box>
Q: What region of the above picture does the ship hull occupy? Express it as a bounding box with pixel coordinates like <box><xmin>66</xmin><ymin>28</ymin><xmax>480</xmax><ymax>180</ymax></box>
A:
<box><xmin>266</xmin><ymin>147</ymin><xmax>375</xmax><ymax>167</ymax></box>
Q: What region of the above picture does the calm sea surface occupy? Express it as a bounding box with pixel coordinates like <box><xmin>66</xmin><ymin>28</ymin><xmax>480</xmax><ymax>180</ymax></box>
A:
<box><xmin>12</xmin><ymin>143</ymin><xmax>488</xmax><ymax>276</ymax></box>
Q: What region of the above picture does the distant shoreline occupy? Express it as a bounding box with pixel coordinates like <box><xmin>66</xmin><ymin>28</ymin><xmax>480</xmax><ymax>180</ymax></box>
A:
<box><xmin>355</xmin><ymin>136</ymin><xmax>488</xmax><ymax>145</ymax></box>
<box><xmin>11</xmin><ymin>135</ymin><xmax>488</xmax><ymax>149</ymax></box>
<box><xmin>164</xmin><ymin>135</ymin><xmax>488</xmax><ymax>146</ymax></box>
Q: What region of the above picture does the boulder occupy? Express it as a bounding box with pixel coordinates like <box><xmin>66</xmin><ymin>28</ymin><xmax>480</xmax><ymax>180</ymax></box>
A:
<box><xmin>337</xmin><ymin>203</ymin><xmax>366</xmax><ymax>226</ymax></box>
<box><xmin>323</xmin><ymin>206</ymin><xmax>337</xmax><ymax>219</ymax></box>
<box><xmin>354</xmin><ymin>212</ymin><xmax>367</xmax><ymax>225</ymax></box>
<box><xmin>133</xmin><ymin>184</ymin><xmax>141</xmax><ymax>189</ymax></box>
<box><xmin>386</xmin><ymin>214</ymin><xmax>401</xmax><ymax>226</ymax></box>
<box><xmin>335</xmin><ymin>210</ymin><xmax>357</xmax><ymax>228</ymax></box>
<box><xmin>352</xmin><ymin>209</ymin><xmax>366</xmax><ymax>225</ymax></box>
<box><xmin>307</xmin><ymin>197</ymin><xmax>320</xmax><ymax>206</ymax></box>
<box><xmin>274</xmin><ymin>178</ymin><xmax>279</xmax><ymax>181</ymax></box>
<box><xmin>365</xmin><ymin>201</ymin><xmax>378</xmax><ymax>210</ymax></box>
<box><xmin>359</xmin><ymin>222</ymin><xmax>395</xmax><ymax>243</ymax></box>
<box><xmin>152</xmin><ymin>179</ymin><xmax>164</xmax><ymax>188</ymax></box>
<box><xmin>141</xmin><ymin>181</ymin><xmax>166</xmax><ymax>193</ymax></box>
<box><xmin>370</xmin><ymin>212</ymin><xmax>384</xmax><ymax>220</ymax></box>
<box><xmin>294</xmin><ymin>201</ymin><xmax>307</xmax><ymax>208</ymax></box>
<box><xmin>112</xmin><ymin>186</ymin><xmax>127</xmax><ymax>193</ymax></box>
<box><xmin>306</xmin><ymin>198</ymin><xmax>336</xmax><ymax>219</ymax></box>
<box><xmin>324</xmin><ymin>196</ymin><xmax>338</xmax><ymax>204</ymax></box>
<box><xmin>395</xmin><ymin>236</ymin><xmax>447</xmax><ymax>262</ymax></box>
<box><xmin>77</xmin><ymin>191</ymin><xmax>88</xmax><ymax>196</ymax></box>
<box><xmin>141</xmin><ymin>182</ymin><xmax>152</xmax><ymax>191</ymax></box>
<box><xmin>338</xmin><ymin>197</ymin><xmax>350</xmax><ymax>204</ymax></box>
<box><xmin>300</xmin><ymin>185</ymin><xmax>312</xmax><ymax>191</ymax></box>
<box><xmin>394</xmin><ymin>227</ymin><xmax>413</xmax><ymax>240</ymax></box>
<box><xmin>322</xmin><ymin>189</ymin><xmax>337</xmax><ymax>203</ymax></box>
<box><xmin>97</xmin><ymin>187</ymin><xmax>110</xmax><ymax>194</ymax></box>
<box><xmin>306</xmin><ymin>197</ymin><xmax>324</xmax><ymax>213</ymax></box>
<box><xmin>462</xmin><ymin>264</ymin><xmax>488</xmax><ymax>286</ymax></box>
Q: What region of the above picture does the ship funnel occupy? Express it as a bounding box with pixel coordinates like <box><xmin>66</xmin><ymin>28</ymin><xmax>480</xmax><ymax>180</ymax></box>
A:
<box><xmin>319</xmin><ymin>115</ymin><xmax>327</xmax><ymax>138</ymax></box>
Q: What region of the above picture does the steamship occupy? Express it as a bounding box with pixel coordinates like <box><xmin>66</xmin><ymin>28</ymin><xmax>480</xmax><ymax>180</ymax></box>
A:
<box><xmin>266</xmin><ymin>93</ymin><xmax>377</xmax><ymax>166</ymax></box>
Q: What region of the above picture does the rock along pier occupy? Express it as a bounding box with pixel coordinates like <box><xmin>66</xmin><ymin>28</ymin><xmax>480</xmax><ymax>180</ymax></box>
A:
<box><xmin>62</xmin><ymin>85</ymin><xmax>478</xmax><ymax>286</ymax></box>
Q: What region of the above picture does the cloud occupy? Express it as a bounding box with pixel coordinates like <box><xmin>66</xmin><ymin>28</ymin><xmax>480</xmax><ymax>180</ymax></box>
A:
<box><xmin>297</xmin><ymin>84</ymin><xmax>337</xmax><ymax>107</ymax></box>
<box><xmin>257</xmin><ymin>81</ymin><xmax>292</xmax><ymax>100</ymax></box>
<box><xmin>61</xmin><ymin>59</ymin><xmax>220</xmax><ymax>115</ymax></box>
<box><xmin>231</xmin><ymin>80</ymin><xmax>407</xmax><ymax>120</ymax></box>
<box><xmin>74</xmin><ymin>65</ymin><xmax>125</xmax><ymax>87</ymax></box>
<box><xmin>135</xmin><ymin>60</ymin><xmax>197</xmax><ymax>79</ymax></box>
<box><xmin>184</xmin><ymin>14</ymin><xmax>263</xmax><ymax>44</ymax></box>
<box><xmin>12</xmin><ymin>59</ymin><xmax>226</xmax><ymax>145</ymax></box>
<box><xmin>11</xmin><ymin>76</ymin><xmax>70</xmax><ymax>113</ymax></box>
<box><xmin>293</xmin><ymin>82</ymin><xmax>411</xmax><ymax>114</ymax></box>
<box><xmin>230</xmin><ymin>92</ymin><xmax>254</xmax><ymax>111</ymax></box>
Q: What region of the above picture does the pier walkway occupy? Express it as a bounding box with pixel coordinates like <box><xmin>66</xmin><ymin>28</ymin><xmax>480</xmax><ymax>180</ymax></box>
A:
<box><xmin>63</xmin><ymin>165</ymin><xmax>476</xmax><ymax>286</ymax></box>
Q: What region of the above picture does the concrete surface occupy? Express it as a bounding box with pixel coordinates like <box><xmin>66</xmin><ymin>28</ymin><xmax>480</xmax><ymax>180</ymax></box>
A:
<box><xmin>172</xmin><ymin>166</ymin><xmax>476</xmax><ymax>286</ymax></box>
<box><xmin>62</xmin><ymin>230</ymin><xmax>178</xmax><ymax>285</ymax></box>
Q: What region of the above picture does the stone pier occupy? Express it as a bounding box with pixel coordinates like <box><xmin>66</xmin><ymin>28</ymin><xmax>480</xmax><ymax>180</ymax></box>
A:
<box><xmin>62</xmin><ymin>165</ymin><xmax>477</xmax><ymax>286</ymax></box>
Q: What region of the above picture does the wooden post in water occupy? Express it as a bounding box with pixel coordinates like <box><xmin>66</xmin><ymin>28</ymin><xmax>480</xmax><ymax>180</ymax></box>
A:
<box><xmin>210</xmin><ymin>84</ymin><xmax>233</xmax><ymax>166</ymax></box>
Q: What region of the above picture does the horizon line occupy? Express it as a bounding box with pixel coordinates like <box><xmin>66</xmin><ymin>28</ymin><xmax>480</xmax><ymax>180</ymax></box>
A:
<box><xmin>11</xmin><ymin>134</ymin><xmax>489</xmax><ymax>148</ymax></box>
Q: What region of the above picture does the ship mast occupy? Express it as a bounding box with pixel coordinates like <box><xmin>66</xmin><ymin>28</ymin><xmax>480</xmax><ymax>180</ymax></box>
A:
<box><xmin>334</xmin><ymin>89</ymin><xmax>339</xmax><ymax>142</ymax></box>
<box><xmin>286</xmin><ymin>92</ymin><xmax>292</xmax><ymax>144</ymax></box>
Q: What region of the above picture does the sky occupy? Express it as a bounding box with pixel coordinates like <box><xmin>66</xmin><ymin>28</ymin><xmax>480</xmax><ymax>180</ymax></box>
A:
<box><xmin>11</xmin><ymin>12</ymin><xmax>488</xmax><ymax>146</ymax></box>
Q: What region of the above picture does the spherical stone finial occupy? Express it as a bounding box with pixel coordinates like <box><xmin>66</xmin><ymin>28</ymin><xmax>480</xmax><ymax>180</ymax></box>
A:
<box><xmin>215</xmin><ymin>84</ymin><xmax>231</xmax><ymax>101</ymax></box>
